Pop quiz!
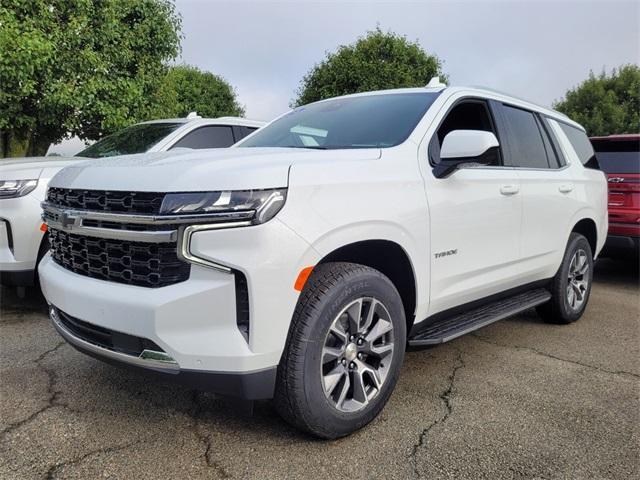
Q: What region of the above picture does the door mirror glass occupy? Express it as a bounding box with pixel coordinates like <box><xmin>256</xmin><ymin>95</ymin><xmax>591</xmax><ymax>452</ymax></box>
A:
<box><xmin>440</xmin><ymin>130</ymin><xmax>499</xmax><ymax>159</ymax></box>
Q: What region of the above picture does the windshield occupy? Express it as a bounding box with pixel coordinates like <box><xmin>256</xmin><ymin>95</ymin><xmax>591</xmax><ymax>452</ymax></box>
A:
<box><xmin>238</xmin><ymin>92</ymin><xmax>440</xmax><ymax>149</ymax></box>
<box><xmin>77</xmin><ymin>122</ymin><xmax>182</xmax><ymax>158</ymax></box>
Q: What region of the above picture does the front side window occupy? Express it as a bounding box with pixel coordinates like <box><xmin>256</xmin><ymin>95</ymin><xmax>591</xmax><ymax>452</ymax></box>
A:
<box><xmin>77</xmin><ymin>123</ymin><xmax>181</xmax><ymax>158</ymax></box>
<box><xmin>502</xmin><ymin>105</ymin><xmax>549</xmax><ymax>169</ymax></box>
<box><xmin>429</xmin><ymin>100</ymin><xmax>501</xmax><ymax>166</ymax></box>
<box><xmin>170</xmin><ymin>126</ymin><xmax>235</xmax><ymax>149</ymax></box>
<box><xmin>238</xmin><ymin>92</ymin><xmax>440</xmax><ymax>150</ymax></box>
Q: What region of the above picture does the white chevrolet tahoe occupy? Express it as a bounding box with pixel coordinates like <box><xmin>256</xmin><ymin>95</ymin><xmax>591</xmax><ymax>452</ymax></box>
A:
<box><xmin>39</xmin><ymin>84</ymin><xmax>607</xmax><ymax>438</ymax></box>
<box><xmin>0</xmin><ymin>115</ymin><xmax>263</xmax><ymax>288</ymax></box>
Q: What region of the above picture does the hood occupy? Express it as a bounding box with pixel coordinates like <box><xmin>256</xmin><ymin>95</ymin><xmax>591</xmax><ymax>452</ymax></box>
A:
<box><xmin>0</xmin><ymin>156</ymin><xmax>84</xmax><ymax>181</ymax></box>
<box><xmin>49</xmin><ymin>147</ymin><xmax>381</xmax><ymax>192</ymax></box>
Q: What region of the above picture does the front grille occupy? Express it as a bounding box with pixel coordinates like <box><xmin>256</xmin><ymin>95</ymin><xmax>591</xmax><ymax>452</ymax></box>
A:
<box><xmin>55</xmin><ymin>308</ymin><xmax>164</xmax><ymax>356</ymax></box>
<box><xmin>47</xmin><ymin>187</ymin><xmax>166</xmax><ymax>214</ymax></box>
<box><xmin>49</xmin><ymin>228</ymin><xmax>190</xmax><ymax>288</ymax></box>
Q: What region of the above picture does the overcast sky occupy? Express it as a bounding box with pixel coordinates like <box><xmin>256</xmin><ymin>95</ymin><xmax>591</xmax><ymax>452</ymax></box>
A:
<box><xmin>175</xmin><ymin>0</ymin><xmax>639</xmax><ymax>121</ymax></box>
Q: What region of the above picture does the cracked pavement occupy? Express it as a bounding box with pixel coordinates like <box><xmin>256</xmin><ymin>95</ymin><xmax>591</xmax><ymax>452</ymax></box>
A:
<box><xmin>0</xmin><ymin>258</ymin><xmax>638</xmax><ymax>479</ymax></box>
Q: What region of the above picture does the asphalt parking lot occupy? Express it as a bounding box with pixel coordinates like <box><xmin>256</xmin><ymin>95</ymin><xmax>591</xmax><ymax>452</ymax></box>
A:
<box><xmin>0</xmin><ymin>259</ymin><xmax>638</xmax><ymax>480</ymax></box>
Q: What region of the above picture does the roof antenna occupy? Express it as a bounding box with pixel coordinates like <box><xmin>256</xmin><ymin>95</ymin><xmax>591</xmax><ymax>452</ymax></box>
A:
<box><xmin>426</xmin><ymin>77</ymin><xmax>446</xmax><ymax>88</ymax></box>
<box><xmin>186</xmin><ymin>111</ymin><xmax>201</xmax><ymax>120</ymax></box>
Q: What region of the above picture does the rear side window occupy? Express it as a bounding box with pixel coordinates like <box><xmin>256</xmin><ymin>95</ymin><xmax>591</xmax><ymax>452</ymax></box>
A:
<box><xmin>171</xmin><ymin>126</ymin><xmax>235</xmax><ymax>149</ymax></box>
<box><xmin>234</xmin><ymin>126</ymin><xmax>258</xmax><ymax>141</ymax></box>
<box><xmin>557</xmin><ymin>122</ymin><xmax>598</xmax><ymax>168</ymax></box>
<box><xmin>502</xmin><ymin>105</ymin><xmax>549</xmax><ymax>169</ymax></box>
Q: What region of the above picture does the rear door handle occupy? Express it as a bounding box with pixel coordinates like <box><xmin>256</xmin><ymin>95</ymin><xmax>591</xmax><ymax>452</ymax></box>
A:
<box><xmin>500</xmin><ymin>184</ymin><xmax>519</xmax><ymax>196</ymax></box>
<box><xmin>559</xmin><ymin>183</ymin><xmax>574</xmax><ymax>194</ymax></box>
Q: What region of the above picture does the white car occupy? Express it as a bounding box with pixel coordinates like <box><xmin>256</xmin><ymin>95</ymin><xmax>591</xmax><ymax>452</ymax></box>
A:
<box><xmin>0</xmin><ymin>115</ymin><xmax>263</xmax><ymax>288</ymax></box>
<box><xmin>39</xmin><ymin>83</ymin><xmax>607</xmax><ymax>438</ymax></box>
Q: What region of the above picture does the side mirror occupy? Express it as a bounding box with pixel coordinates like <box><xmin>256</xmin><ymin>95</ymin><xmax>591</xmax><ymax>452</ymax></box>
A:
<box><xmin>434</xmin><ymin>130</ymin><xmax>499</xmax><ymax>178</ymax></box>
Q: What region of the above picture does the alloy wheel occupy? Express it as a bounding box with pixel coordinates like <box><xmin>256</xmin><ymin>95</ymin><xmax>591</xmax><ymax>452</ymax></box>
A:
<box><xmin>320</xmin><ymin>297</ymin><xmax>395</xmax><ymax>413</ymax></box>
<box><xmin>566</xmin><ymin>248</ymin><xmax>589</xmax><ymax>311</ymax></box>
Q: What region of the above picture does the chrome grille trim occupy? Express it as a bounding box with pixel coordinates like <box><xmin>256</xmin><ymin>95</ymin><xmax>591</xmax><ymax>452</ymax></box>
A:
<box><xmin>42</xmin><ymin>202</ymin><xmax>255</xmax><ymax>225</ymax></box>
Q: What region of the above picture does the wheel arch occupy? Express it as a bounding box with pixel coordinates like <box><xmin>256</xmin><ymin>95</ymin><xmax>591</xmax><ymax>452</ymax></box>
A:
<box><xmin>571</xmin><ymin>217</ymin><xmax>598</xmax><ymax>255</ymax></box>
<box><xmin>317</xmin><ymin>239</ymin><xmax>418</xmax><ymax>332</ymax></box>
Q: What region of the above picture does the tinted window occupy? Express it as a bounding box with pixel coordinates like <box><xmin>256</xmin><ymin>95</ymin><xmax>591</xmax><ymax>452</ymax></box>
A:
<box><xmin>536</xmin><ymin>116</ymin><xmax>563</xmax><ymax>168</ymax></box>
<box><xmin>171</xmin><ymin>126</ymin><xmax>235</xmax><ymax>149</ymax></box>
<box><xmin>541</xmin><ymin>116</ymin><xmax>566</xmax><ymax>167</ymax></box>
<box><xmin>596</xmin><ymin>152</ymin><xmax>640</xmax><ymax>174</ymax></box>
<box><xmin>430</xmin><ymin>100</ymin><xmax>501</xmax><ymax>166</ymax></box>
<box><xmin>77</xmin><ymin>123</ymin><xmax>181</xmax><ymax>158</ymax></box>
<box><xmin>234</xmin><ymin>126</ymin><xmax>258</xmax><ymax>141</ymax></box>
<box><xmin>558</xmin><ymin>122</ymin><xmax>597</xmax><ymax>168</ymax></box>
<box><xmin>238</xmin><ymin>93</ymin><xmax>440</xmax><ymax>149</ymax></box>
<box><xmin>592</xmin><ymin>138</ymin><xmax>640</xmax><ymax>174</ymax></box>
<box><xmin>502</xmin><ymin>105</ymin><xmax>549</xmax><ymax>169</ymax></box>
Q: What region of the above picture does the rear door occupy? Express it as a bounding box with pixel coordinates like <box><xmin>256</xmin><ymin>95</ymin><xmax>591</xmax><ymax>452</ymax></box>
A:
<box><xmin>497</xmin><ymin>103</ymin><xmax>577</xmax><ymax>278</ymax></box>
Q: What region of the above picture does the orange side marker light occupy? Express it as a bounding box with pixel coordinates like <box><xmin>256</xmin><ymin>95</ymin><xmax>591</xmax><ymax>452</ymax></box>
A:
<box><xmin>40</xmin><ymin>223</ymin><xmax>48</xmax><ymax>232</ymax></box>
<box><xmin>294</xmin><ymin>266</ymin><xmax>314</xmax><ymax>292</ymax></box>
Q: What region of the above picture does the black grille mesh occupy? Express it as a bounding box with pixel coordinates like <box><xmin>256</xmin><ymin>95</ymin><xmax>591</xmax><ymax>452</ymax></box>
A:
<box><xmin>47</xmin><ymin>187</ymin><xmax>166</xmax><ymax>214</ymax></box>
<box><xmin>49</xmin><ymin>228</ymin><xmax>190</xmax><ymax>288</ymax></box>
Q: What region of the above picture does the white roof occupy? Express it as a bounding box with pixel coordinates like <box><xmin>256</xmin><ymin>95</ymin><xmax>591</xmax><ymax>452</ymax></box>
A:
<box><xmin>141</xmin><ymin>116</ymin><xmax>265</xmax><ymax>128</ymax></box>
<box><xmin>312</xmin><ymin>85</ymin><xmax>582</xmax><ymax>131</ymax></box>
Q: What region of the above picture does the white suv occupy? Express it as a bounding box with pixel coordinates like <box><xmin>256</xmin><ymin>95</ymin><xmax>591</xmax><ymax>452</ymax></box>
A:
<box><xmin>39</xmin><ymin>84</ymin><xmax>607</xmax><ymax>438</ymax></box>
<box><xmin>0</xmin><ymin>115</ymin><xmax>263</xmax><ymax>288</ymax></box>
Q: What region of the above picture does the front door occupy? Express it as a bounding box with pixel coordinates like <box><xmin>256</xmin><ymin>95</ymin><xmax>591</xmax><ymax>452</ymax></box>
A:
<box><xmin>424</xmin><ymin>99</ymin><xmax>522</xmax><ymax>315</ymax></box>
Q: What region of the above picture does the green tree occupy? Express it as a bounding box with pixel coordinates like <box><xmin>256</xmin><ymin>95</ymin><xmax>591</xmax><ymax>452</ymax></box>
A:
<box><xmin>0</xmin><ymin>0</ymin><xmax>182</xmax><ymax>157</ymax></box>
<box><xmin>149</xmin><ymin>65</ymin><xmax>245</xmax><ymax>119</ymax></box>
<box><xmin>293</xmin><ymin>28</ymin><xmax>446</xmax><ymax>106</ymax></box>
<box><xmin>554</xmin><ymin>65</ymin><xmax>640</xmax><ymax>136</ymax></box>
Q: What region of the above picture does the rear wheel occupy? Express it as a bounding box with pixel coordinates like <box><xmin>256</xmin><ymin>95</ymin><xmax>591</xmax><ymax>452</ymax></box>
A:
<box><xmin>537</xmin><ymin>233</ymin><xmax>593</xmax><ymax>324</ymax></box>
<box><xmin>274</xmin><ymin>262</ymin><xmax>406</xmax><ymax>438</ymax></box>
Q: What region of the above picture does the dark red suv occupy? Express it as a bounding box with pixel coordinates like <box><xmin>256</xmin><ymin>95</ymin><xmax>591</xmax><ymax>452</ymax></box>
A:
<box><xmin>590</xmin><ymin>134</ymin><xmax>640</xmax><ymax>257</ymax></box>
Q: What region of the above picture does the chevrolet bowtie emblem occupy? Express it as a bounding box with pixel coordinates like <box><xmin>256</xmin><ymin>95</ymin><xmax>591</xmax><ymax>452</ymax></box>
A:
<box><xmin>59</xmin><ymin>211</ymin><xmax>79</xmax><ymax>228</ymax></box>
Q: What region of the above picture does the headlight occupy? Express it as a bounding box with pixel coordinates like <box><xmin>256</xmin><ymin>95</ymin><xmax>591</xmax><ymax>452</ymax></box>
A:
<box><xmin>0</xmin><ymin>179</ymin><xmax>38</xmax><ymax>199</ymax></box>
<box><xmin>160</xmin><ymin>188</ymin><xmax>287</xmax><ymax>224</ymax></box>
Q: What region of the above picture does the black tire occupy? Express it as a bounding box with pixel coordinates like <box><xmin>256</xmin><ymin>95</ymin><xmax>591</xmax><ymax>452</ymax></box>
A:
<box><xmin>274</xmin><ymin>262</ymin><xmax>406</xmax><ymax>439</ymax></box>
<box><xmin>537</xmin><ymin>233</ymin><xmax>594</xmax><ymax>324</ymax></box>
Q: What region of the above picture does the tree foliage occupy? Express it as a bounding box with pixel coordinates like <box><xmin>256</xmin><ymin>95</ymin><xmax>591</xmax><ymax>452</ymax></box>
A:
<box><xmin>0</xmin><ymin>0</ymin><xmax>182</xmax><ymax>157</ymax></box>
<box><xmin>149</xmin><ymin>65</ymin><xmax>245</xmax><ymax>119</ymax></box>
<box><xmin>554</xmin><ymin>65</ymin><xmax>640</xmax><ymax>136</ymax></box>
<box><xmin>293</xmin><ymin>28</ymin><xmax>446</xmax><ymax>106</ymax></box>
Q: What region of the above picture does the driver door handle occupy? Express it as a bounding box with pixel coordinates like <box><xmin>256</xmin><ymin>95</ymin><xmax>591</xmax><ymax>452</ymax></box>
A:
<box><xmin>500</xmin><ymin>184</ymin><xmax>519</xmax><ymax>196</ymax></box>
<box><xmin>559</xmin><ymin>183</ymin><xmax>574</xmax><ymax>194</ymax></box>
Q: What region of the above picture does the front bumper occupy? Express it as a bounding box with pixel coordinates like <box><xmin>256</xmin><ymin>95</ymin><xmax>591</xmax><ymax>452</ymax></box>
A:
<box><xmin>0</xmin><ymin>194</ymin><xmax>46</xmax><ymax>285</ymax></box>
<box><xmin>50</xmin><ymin>305</ymin><xmax>276</xmax><ymax>399</ymax></box>
<box><xmin>39</xmin><ymin>218</ymin><xmax>320</xmax><ymax>398</ymax></box>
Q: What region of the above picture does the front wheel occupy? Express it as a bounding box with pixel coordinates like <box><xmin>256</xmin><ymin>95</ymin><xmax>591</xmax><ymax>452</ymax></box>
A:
<box><xmin>274</xmin><ymin>262</ymin><xmax>406</xmax><ymax>439</ymax></box>
<box><xmin>537</xmin><ymin>233</ymin><xmax>594</xmax><ymax>324</ymax></box>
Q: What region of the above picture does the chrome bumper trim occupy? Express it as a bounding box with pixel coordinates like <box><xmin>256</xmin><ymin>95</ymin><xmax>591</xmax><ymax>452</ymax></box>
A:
<box><xmin>50</xmin><ymin>307</ymin><xmax>180</xmax><ymax>373</ymax></box>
